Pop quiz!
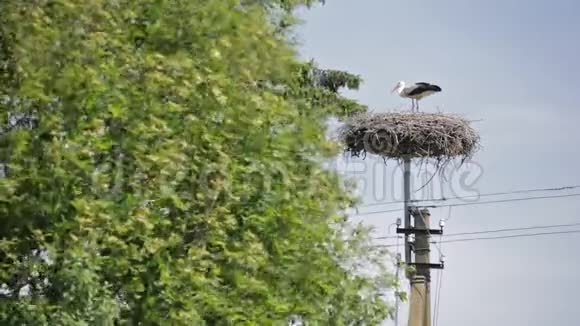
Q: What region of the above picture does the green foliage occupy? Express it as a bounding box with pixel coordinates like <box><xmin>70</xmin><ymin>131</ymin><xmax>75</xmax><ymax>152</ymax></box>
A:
<box><xmin>288</xmin><ymin>62</ymin><xmax>367</xmax><ymax>117</ymax></box>
<box><xmin>242</xmin><ymin>0</ymin><xmax>325</xmax><ymax>13</ymax></box>
<box><xmin>0</xmin><ymin>0</ymin><xmax>392</xmax><ymax>324</ymax></box>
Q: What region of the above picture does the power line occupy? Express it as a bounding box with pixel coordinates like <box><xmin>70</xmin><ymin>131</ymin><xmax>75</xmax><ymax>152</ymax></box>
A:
<box><xmin>374</xmin><ymin>222</ymin><xmax>580</xmax><ymax>240</ymax></box>
<box><xmin>357</xmin><ymin>192</ymin><xmax>580</xmax><ymax>217</ymax></box>
<box><xmin>354</xmin><ymin>208</ymin><xmax>403</xmax><ymax>216</ymax></box>
<box><xmin>438</xmin><ymin>222</ymin><xmax>580</xmax><ymax>237</ymax></box>
<box><xmin>432</xmin><ymin>232</ymin><xmax>445</xmax><ymax>326</ymax></box>
<box><xmin>424</xmin><ymin>184</ymin><xmax>580</xmax><ymax>203</ymax></box>
<box><xmin>375</xmin><ymin>229</ymin><xmax>580</xmax><ymax>248</ymax></box>
<box><xmin>433</xmin><ymin>267</ymin><xmax>443</xmax><ymax>326</ymax></box>
<box><xmin>432</xmin><ymin>209</ymin><xmax>447</xmax><ymax>326</ymax></box>
<box><xmin>434</xmin><ymin>230</ymin><xmax>580</xmax><ymax>244</ymax></box>
<box><xmin>361</xmin><ymin>184</ymin><xmax>580</xmax><ymax>208</ymax></box>
<box><xmin>418</xmin><ymin>193</ymin><xmax>580</xmax><ymax>209</ymax></box>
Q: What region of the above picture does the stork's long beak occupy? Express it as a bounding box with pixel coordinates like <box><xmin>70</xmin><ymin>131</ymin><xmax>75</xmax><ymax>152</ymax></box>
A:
<box><xmin>390</xmin><ymin>85</ymin><xmax>399</xmax><ymax>93</ymax></box>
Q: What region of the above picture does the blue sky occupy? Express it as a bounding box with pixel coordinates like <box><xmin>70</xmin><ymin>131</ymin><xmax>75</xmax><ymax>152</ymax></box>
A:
<box><xmin>297</xmin><ymin>1</ymin><xmax>580</xmax><ymax>325</ymax></box>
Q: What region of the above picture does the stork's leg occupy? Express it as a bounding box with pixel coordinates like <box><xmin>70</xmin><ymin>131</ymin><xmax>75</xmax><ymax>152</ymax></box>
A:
<box><xmin>416</xmin><ymin>100</ymin><xmax>420</xmax><ymax>112</ymax></box>
<box><xmin>411</xmin><ymin>99</ymin><xmax>415</xmax><ymax>112</ymax></box>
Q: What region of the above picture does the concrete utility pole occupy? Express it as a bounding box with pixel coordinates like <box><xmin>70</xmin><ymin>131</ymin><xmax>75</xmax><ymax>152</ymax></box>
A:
<box><xmin>398</xmin><ymin>162</ymin><xmax>444</xmax><ymax>326</ymax></box>
<box><xmin>408</xmin><ymin>209</ymin><xmax>432</xmax><ymax>326</ymax></box>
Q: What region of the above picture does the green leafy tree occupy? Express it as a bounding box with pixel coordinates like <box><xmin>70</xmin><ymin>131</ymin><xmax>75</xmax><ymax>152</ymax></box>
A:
<box><xmin>0</xmin><ymin>0</ymin><xmax>393</xmax><ymax>325</ymax></box>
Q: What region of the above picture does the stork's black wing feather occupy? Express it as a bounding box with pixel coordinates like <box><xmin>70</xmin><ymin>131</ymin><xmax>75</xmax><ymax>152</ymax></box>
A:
<box><xmin>407</xmin><ymin>82</ymin><xmax>442</xmax><ymax>96</ymax></box>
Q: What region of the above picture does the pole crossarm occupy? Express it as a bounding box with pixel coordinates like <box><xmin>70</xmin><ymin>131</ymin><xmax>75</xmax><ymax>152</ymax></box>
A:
<box><xmin>407</xmin><ymin>262</ymin><xmax>444</xmax><ymax>269</ymax></box>
<box><xmin>396</xmin><ymin>227</ymin><xmax>443</xmax><ymax>235</ymax></box>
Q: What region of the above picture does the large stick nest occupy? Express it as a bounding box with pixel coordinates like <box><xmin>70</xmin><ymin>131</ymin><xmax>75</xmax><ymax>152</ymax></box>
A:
<box><xmin>338</xmin><ymin>111</ymin><xmax>480</xmax><ymax>162</ymax></box>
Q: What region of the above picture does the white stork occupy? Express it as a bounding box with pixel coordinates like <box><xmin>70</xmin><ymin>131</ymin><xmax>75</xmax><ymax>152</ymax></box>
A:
<box><xmin>391</xmin><ymin>81</ymin><xmax>442</xmax><ymax>112</ymax></box>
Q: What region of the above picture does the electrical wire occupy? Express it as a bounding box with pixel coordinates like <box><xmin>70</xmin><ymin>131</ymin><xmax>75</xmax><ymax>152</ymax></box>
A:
<box><xmin>355</xmin><ymin>192</ymin><xmax>580</xmax><ymax>217</ymax></box>
<box><xmin>353</xmin><ymin>183</ymin><xmax>580</xmax><ymax>323</ymax></box>
<box><xmin>417</xmin><ymin>193</ymin><xmax>580</xmax><ymax>209</ymax></box>
<box><xmin>355</xmin><ymin>184</ymin><xmax>580</xmax><ymax>321</ymax></box>
<box><xmin>433</xmin><ymin>267</ymin><xmax>444</xmax><ymax>326</ymax></box>
<box><xmin>432</xmin><ymin>260</ymin><xmax>441</xmax><ymax>326</ymax></box>
<box><xmin>373</xmin><ymin>222</ymin><xmax>580</xmax><ymax>240</ymax></box>
<box><xmin>374</xmin><ymin>229</ymin><xmax>580</xmax><ymax>248</ymax></box>
<box><xmin>360</xmin><ymin>184</ymin><xmax>580</xmax><ymax>208</ymax></box>
<box><xmin>433</xmin><ymin>210</ymin><xmax>449</xmax><ymax>326</ymax></box>
<box><xmin>437</xmin><ymin>222</ymin><xmax>580</xmax><ymax>237</ymax></box>
<box><xmin>443</xmin><ymin>206</ymin><xmax>453</xmax><ymax>223</ymax></box>
<box><xmin>354</xmin><ymin>208</ymin><xmax>404</xmax><ymax>216</ymax></box>
<box><xmin>433</xmin><ymin>229</ymin><xmax>580</xmax><ymax>244</ymax></box>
